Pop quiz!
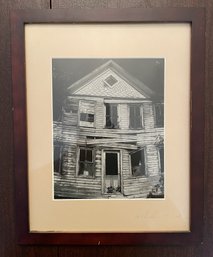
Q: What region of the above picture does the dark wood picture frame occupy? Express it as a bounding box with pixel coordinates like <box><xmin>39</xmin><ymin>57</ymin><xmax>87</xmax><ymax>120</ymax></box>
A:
<box><xmin>11</xmin><ymin>8</ymin><xmax>205</xmax><ymax>245</ymax></box>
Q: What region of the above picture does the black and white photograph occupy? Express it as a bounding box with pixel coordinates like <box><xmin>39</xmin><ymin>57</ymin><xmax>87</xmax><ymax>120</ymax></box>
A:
<box><xmin>53</xmin><ymin>58</ymin><xmax>164</xmax><ymax>199</ymax></box>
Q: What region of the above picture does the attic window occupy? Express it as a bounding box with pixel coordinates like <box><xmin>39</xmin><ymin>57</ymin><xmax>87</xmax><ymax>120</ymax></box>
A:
<box><xmin>104</xmin><ymin>75</ymin><xmax>118</xmax><ymax>87</ymax></box>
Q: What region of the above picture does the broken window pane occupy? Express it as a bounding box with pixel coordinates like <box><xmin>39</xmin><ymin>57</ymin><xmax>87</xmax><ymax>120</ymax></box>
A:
<box><xmin>131</xmin><ymin>149</ymin><xmax>146</xmax><ymax>176</ymax></box>
<box><xmin>79</xmin><ymin>148</ymin><xmax>94</xmax><ymax>177</ymax></box>
<box><xmin>87</xmin><ymin>113</ymin><xmax>94</xmax><ymax>122</ymax></box>
<box><xmin>86</xmin><ymin>149</ymin><xmax>93</xmax><ymax>162</ymax></box>
<box><xmin>79</xmin><ymin>149</ymin><xmax>86</xmax><ymax>161</ymax></box>
<box><xmin>80</xmin><ymin>113</ymin><xmax>94</xmax><ymax>122</ymax></box>
<box><xmin>79</xmin><ymin>100</ymin><xmax>95</xmax><ymax>127</ymax></box>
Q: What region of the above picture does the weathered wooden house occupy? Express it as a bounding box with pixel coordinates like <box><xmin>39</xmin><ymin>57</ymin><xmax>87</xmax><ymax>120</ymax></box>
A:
<box><xmin>54</xmin><ymin>60</ymin><xmax>164</xmax><ymax>199</ymax></box>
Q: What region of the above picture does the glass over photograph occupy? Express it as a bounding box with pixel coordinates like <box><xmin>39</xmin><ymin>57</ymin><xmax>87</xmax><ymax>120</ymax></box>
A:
<box><xmin>53</xmin><ymin>58</ymin><xmax>164</xmax><ymax>199</ymax></box>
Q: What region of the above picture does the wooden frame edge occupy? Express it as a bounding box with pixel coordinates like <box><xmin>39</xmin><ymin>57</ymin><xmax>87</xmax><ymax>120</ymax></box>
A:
<box><xmin>11</xmin><ymin>7</ymin><xmax>205</xmax><ymax>245</ymax></box>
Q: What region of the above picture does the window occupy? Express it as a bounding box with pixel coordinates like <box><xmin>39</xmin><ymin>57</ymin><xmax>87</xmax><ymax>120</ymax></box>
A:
<box><xmin>154</xmin><ymin>103</ymin><xmax>164</xmax><ymax>127</ymax></box>
<box><xmin>130</xmin><ymin>148</ymin><xmax>146</xmax><ymax>176</ymax></box>
<box><xmin>78</xmin><ymin>148</ymin><xmax>94</xmax><ymax>177</ymax></box>
<box><xmin>158</xmin><ymin>146</ymin><xmax>164</xmax><ymax>173</ymax></box>
<box><xmin>79</xmin><ymin>100</ymin><xmax>95</xmax><ymax>127</ymax></box>
<box><xmin>104</xmin><ymin>75</ymin><xmax>118</xmax><ymax>87</ymax></box>
<box><xmin>105</xmin><ymin>103</ymin><xmax>118</xmax><ymax>128</ymax></box>
<box><xmin>129</xmin><ymin>104</ymin><xmax>142</xmax><ymax>129</ymax></box>
<box><xmin>80</xmin><ymin>113</ymin><xmax>94</xmax><ymax>122</ymax></box>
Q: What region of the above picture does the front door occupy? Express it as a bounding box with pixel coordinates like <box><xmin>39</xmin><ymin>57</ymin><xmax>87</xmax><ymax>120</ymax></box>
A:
<box><xmin>104</xmin><ymin>151</ymin><xmax>121</xmax><ymax>193</ymax></box>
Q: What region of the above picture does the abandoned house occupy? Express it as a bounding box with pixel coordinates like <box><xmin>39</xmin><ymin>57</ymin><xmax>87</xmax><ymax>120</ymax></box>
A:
<box><xmin>53</xmin><ymin>60</ymin><xmax>164</xmax><ymax>199</ymax></box>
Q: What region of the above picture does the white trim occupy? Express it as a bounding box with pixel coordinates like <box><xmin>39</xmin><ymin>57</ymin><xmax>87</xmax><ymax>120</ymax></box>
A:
<box><xmin>102</xmin><ymin>149</ymin><xmax>121</xmax><ymax>193</ymax></box>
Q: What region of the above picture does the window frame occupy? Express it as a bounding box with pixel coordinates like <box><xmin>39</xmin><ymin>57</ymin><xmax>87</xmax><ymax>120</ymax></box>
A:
<box><xmin>77</xmin><ymin>146</ymin><xmax>95</xmax><ymax>177</ymax></box>
<box><xmin>128</xmin><ymin>104</ymin><xmax>143</xmax><ymax>129</ymax></box>
<box><xmin>78</xmin><ymin>100</ymin><xmax>96</xmax><ymax>128</ymax></box>
<box><xmin>105</xmin><ymin>103</ymin><xmax>119</xmax><ymax>129</ymax></box>
<box><xmin>129</xmin><ymin>147</ymin><xmax>147</xmax><ymax>177</ymax></box>
<box><xmin>104</xmin><ymin>74</ymin><xmax>118</xmax><ymax>87</ymax></box>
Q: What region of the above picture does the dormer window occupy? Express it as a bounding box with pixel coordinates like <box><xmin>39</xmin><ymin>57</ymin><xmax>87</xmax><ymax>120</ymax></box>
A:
<box><xmin>104</xmin><ymin>75</ymin><xmax>118</xmax><ymax>87</ymax></box>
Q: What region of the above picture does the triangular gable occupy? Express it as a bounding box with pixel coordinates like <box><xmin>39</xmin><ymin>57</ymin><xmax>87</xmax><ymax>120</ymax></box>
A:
<box><xmin>68</xmin><ymin>60</ymin><xmax>154</xmax><ymax>99</ymax></box>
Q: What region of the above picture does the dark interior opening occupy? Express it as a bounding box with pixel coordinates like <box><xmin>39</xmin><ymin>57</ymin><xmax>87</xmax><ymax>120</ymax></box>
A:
<box><xmin>159</xmin><ymin>147</ymin><xmax>164</xmax><ymax>173</ymax></box>
<box><xmin>79</xmin><ymin>148</ymin><xmax>94</xmax><ymax>176</ymax></box>
<box><xmin>54</xmin><ymin>146</ymin><xmax>61</xmax><ymax>173</ymax></box>
<box><xmin>106</xmin><ymin>153</ymin><xmax>118</xmax><ymax>175</ymax></box>
<box><xmin>131</xmin><ymin>149</ymin><xmax>146</xmax><ymax>176</ymax></box>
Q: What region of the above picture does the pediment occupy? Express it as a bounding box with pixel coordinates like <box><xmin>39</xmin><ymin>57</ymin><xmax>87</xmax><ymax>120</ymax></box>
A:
<box><xmin>68</xmin><ymin>60</ymin><xmax>154</xmax><ymax>99</ymax></box>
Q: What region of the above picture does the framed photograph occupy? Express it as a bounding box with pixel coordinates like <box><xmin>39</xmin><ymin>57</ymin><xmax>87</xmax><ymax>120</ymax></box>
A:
<box><xmin>53</xmin><ymin>57</ymin><xmax>164</xmax><ymax>200</ymax></box>
<box><xmin>11</xmin><ymin>8</ymin><xmax>205</xmax><ymax>245</ymax></box>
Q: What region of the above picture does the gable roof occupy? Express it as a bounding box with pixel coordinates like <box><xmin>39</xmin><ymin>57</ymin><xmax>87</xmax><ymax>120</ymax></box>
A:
<box><xmin>67</xmin><ymin>60</ymin><xmax>155</xmax><ymax>99</ymax></box>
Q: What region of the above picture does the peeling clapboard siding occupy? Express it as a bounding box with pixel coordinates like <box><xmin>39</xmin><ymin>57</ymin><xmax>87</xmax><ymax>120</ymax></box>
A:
<box><xmin>146</xmin><ymin>145</ymin><xmax>159</xmax><ymax>176</ymax></box>
<box><xmin>95</xmin><ymin>100</ymin><xmax>105</xmax><ymax>129</ymax></box>
<box><xmin>63</xmin><ymin>99</ymin><xmax>79</xmax><ymax>126</ymax></box>
<box><xmin>122</xmin><ymin>150</ymin><xmax>131</xmax><ymax>176</ymax></box>
<box><xmin>53</xmin><ymin>121</ymin><xmax>62</xmax><ymax>141</ymax></box>
<box><xmin>123</xmin><ymin>175</ymin><xmax>160</xmax><ymax>197</ymax></box>
<box><xmin>54</xmin><ymin>173</ymin><xmax>102</xmax><ymax>199</ymax></box>
<box><xmin>61</xmin><ymin>145</ymin><xmax>77</xmax><ymax>175</ymax></box>
<box><xmin>53</xmin><ymin>62</ymin><xmax>164</xmax><ymax>199</ymax></box>
<box><xmin>143</xmin><ymin>102</ymin><xmax>155</xmax><ymax>130</ymax></box>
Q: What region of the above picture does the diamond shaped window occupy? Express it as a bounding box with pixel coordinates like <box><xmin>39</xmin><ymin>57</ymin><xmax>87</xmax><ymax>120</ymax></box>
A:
<box><xmin>104</xmin><ymin>75</ymin><xmax>118</xmax><ymax>86</ymax></box>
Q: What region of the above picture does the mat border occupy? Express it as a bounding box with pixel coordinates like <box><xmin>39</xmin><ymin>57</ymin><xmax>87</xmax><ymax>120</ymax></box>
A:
<box><xmin>11</xmin><ymin>8</ymin><xmax>205</xmax><ymax>245</ymax></box>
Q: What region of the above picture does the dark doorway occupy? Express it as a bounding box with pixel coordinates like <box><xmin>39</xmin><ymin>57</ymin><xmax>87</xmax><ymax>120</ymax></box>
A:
<box><xmin>106</xmin><ymin>152</ymin><xmax>118</xmax><ymax>175</ymax></box>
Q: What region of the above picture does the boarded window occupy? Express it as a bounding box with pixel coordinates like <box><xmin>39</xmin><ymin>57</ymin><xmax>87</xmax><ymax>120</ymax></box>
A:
<box><xmin>154</xmin><ymin>103</ymin><xmax>164</xmax><ymax>127</ymax></box>
<box><xmin>130</xmin><ymin>149</ymin><xmax>146</xmax><ymax>176</ymax></box>
<box><xmin>105</xmin><ymin>103</ymin><xmax>118</xmax><ymax>128</ymax></box>
<box><xmin>129</xmin><ymin>105</ymin><xmax>142</xmax><ymax>129</ymax></box>
<box><xmin>158</xmin><ymin>147</ymin><xmax>164</xmax><ymax>173</ymax></box>
<box><xmin>79</xmin><ymin>100</ymin><xmax>95</xmax><ymax>127</ymax></box>
<box><xmin>78</xmin><ymin>148</ymin><xmax>94</xmax><ymax>177</ymax></box>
